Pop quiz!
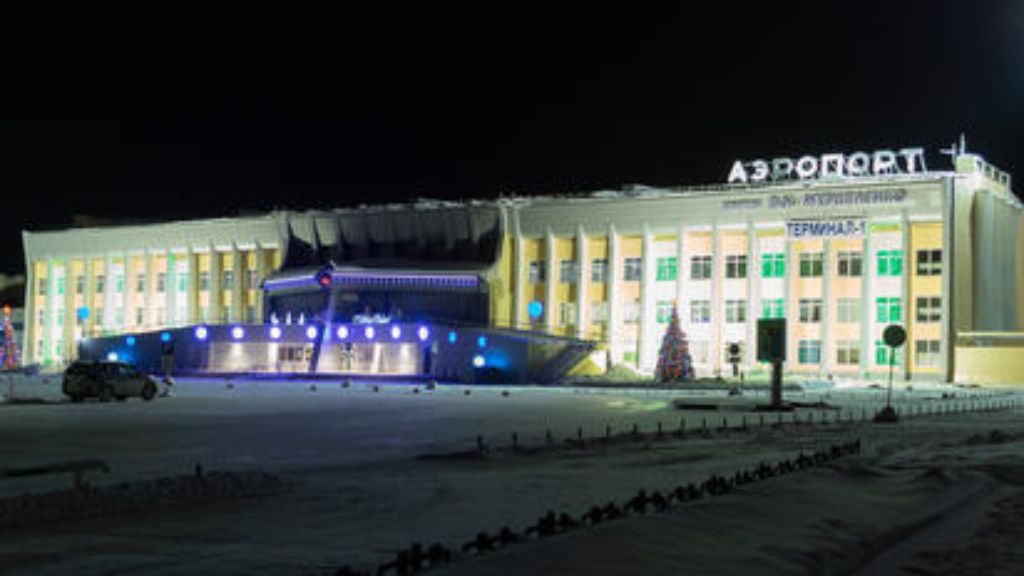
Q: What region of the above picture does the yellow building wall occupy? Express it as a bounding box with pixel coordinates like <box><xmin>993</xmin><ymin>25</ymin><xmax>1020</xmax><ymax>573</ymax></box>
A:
<box><xmin>955</xmin><ymin>346</ymin><xmax>1024</xmax><ymax>387</ymax></box>
<box><xmin>522</xmin><ymin>238</ymin><xmax>545</xmax><ymax>325</ymax></box>
<box><xmin>552</xmin><ymin>237</ymin><xmax>577</xmax><ymax>336</ymax></box>
<box><xmin>909</xmin><ymin>222</ymin><xmax>943</xmax><ymax>373</ymax></box>
<box><xmin>489</xmin><ymin>235</ymin><xmax>515</xmax><ymax>329</ymax></box>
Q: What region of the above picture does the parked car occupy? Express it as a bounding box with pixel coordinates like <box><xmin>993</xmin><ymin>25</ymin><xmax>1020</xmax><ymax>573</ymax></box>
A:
<box><xmin>63</xmin><ymin>361</ymin><xmax>158</xmax><ymax>402</ymax></box>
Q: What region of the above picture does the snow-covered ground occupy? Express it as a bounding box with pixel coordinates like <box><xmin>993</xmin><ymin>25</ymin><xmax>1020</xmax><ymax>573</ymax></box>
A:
<box><xmin>0</xmin><ymin>374</ymin><xmax>1021</xmax><ymax>575</ymax></box>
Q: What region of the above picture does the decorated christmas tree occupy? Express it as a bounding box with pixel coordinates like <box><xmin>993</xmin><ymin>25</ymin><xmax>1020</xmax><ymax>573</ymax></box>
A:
<box><xmin>0</xmin><ymin>305</ymin><xmax>20</xmax><ymax>370</ymax></box>
<box><xmin>655</xmin><ymin>303</ymin><xmax>694</xmax><ymax>383</ymax></box>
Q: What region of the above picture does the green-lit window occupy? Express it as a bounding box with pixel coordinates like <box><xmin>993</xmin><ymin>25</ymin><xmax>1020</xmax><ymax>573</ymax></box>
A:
<box><xmin>115</xmin><ymin>275</ymin><xmax>124</xmax><ymax>294</ymax></box>
<box><xmin>761</xmin><ymin>298</ymin><xmax>784</xmax><ymax>319</ymax></box>
<box><xmin>178</xmin><ymin>273</ymin><xmax>189</xmax><ymax>293</ymax></box>
<box><xmin>877</xmin><ymin>249</ymin><xmax>904</xmax><ymax>276</ymax></box>
<box><xmin>761</xmin><ymin>253</ymin><xmax>785</xmax><ymax>278</ymax></box>
<box><xmin>56</xmin><ymin>277</ymin><xmax>65</xmax><ymax>295</ymax></box>
<box><xmin>876</xmin><ymin>297</ymin><xmax>902</xmax><ymax>323</ymax></box>
<box><xmin>656</xmin><ymin>300</ymin><xmax>674</xmax><ymax>323</ymax></box>
<box><xmin>875</xmin><ymin>339</ymin><xmax>904</xmax><ymax>366</ymax></box>
<box><xmin>656</xmin><ymin>257</ymin><xmax>677</xmax><ymax>281</ymax></box>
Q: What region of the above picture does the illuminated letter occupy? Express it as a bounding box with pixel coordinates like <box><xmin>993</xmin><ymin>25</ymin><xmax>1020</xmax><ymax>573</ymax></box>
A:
<box><xmin>820</xmin><ymin>153</ymin><xmax>845</xmax><ymax>178</ymax></box>
<box><xmin>771</xmin><ymin>158</ymin><xmax>794</xmax><ymax>180</ymax></box>
<box><xmin>728</xmin><ymin>160</ymin><xmax>748</xmax><ymax>183</ymax></box>
<box><xmin>749</xmin><ymin>160</ymin><xmax>769</xmax><ymax>182</ymax></box>
<box><xmin>872</xmin><ymin>150</ymin><xmax>897</xmax><ymax>174</ymax></box>
<box><xmin>845</xmin><ymin>152</ymin><xmax>870</xmax><ymax>176</ymax></box>
<box><xmin>899</xmin><ymin>148</ymin><xmax>926</xmax><ymax>173</ymax></box>
<box><xmin>795</xmin><ymin>156</ymin><xmax>818</xmax><ymax>179</ymax></box>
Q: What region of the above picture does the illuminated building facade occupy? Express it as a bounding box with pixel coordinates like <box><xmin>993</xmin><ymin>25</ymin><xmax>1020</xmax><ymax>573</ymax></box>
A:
<box><xmin>22</xmin><ymin>151</ymin><xmax>1024</xmax><ymax>383</ymax></box>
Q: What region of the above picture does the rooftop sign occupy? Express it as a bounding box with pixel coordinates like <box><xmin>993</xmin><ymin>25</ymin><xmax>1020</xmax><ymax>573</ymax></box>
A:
<box><xmin>728</xmin><ymin>148</ymin><xmax>927</xmax><ymax>184</ymax></box>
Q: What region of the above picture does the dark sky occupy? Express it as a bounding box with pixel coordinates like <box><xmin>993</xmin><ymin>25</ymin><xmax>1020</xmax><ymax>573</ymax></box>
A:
<box><xmin>3</xmin><ymin>1</ymin><xmax>1023</xmax><ymax>274</ymax></box>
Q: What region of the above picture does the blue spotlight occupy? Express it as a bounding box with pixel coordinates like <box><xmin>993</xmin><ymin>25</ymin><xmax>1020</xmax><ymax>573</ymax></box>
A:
<box><xmin>448</xmin><ymin>331</ymin><xmax>457</xmax><ymax>344</ymax></box>
<box><xmin>528</xmin><ymin>300</ymin><xmax>543</xmax><ymax>319</ymax></box>
<box><xmin>125</xmin><ymin>335</ymin><xmax>136</xmax><ymax>347</ymax></box>
<box><xmin>160</xmin><ymin>331</ymin><xmax>172</xmax><ymax>343</ymax></box>
<box><xmin>477</xmin><ymin>335</ymin><xmax>487</xmax><ymax>348</ymax></box>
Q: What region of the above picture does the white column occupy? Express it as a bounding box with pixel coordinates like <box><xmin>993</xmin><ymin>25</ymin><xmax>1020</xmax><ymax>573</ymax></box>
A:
<box><xmin>784</xmin><ymin>234</ymin><xmax>795</xmax><ymax>367</ymax></box>
<box><xmin>255</xmin><ymin>242</ymin><xmax>267</xmax><ymax>323</ymax></box>
<box><xmin>821</xmin><ymin>238</ymin><xmax>833</xmax><ymax>375</ymax></box>
<box><xmin>144</xmin><ymin>250</ymin><xmax>155</xmax><ymax>328</ymax></box>
<box><xmin>165</xmin><ymin>250</ymin><xmax>177</xmax><ymax>326</ymax></box>
<box><xmin>209</xmin><ymin>245</ymin><xmax>222</xmax><ymax>323</ymax></box>
<box><xmin>44</xmin><ymin>259</ymin><xmax>55</xmax><ymax>364</ymax></box>
<box><xmin>22</xmin><ymin>261</ymin><xmax>36</xmax><ymax>363</ymax></box>
<box><xmin>576</xmin><ymin>225</ymin><xmax>587</xmax><ymax>339</ymax></box>
<box><xmin>639</xmin><ymin>224</ymin><xmax>655</xmax><ymax>370</ymax></box>
<box><xmin>745</xmin><ymin>221</ymin><xmax>758</xmax><ymax>368</ymax></box>
<box><xmin>187</xmin><ymin>247</ymin><xmax>199</xmax><ymax>324</ymax></box>
<box><xmin>940</xmin><ymin>181</ymin><xmax>954</xmax><ymax>382</ymax></box>
<box><xmin>860</xmin><ymin>225</ymin><xmax>873</xmax><ymax>377</ymax></box>
<box><xmin>84</xmin><ymin>256</ymin><xmax>95</xmax><ymax>338</ymax></box>
<box><xmin>710</xmin><ymin>225</ymin><xmax>722</xmax><ymax>375</ymax></box>
<box><xmin>544</xmin><ymin>227</ymin><xmax>556</xmax><ymax>333</ymax></box>
<box><xmin>231</xmin><ymin>243</ymin><xmax>244</xmax><ymax>323</ymax></box>
<box><xmin>62</xmin><ymin>260</ymin><xmax>74</xmax><ymax>362</ymax></box>
<box><xmin>900</xmin><ymin>212</ymin><xmax>911</xmax><ymax>379</ymax></box>
<box><xmin>607</xmin><ymin>223</ymin><xmax>621</xmax><ymax>361</ymax></box>
<box><xmin>675</xmin><ymin>225</ymin><xmax>686</xmax><ymax>310</ymax></box>
<box><xmin>103</xmin><ymin>254</ymin><xmax>115</xmax><ymax>332</ymax></box>
<box><xmin>512</xmin><ymin>213</ymin><xmax>524</xmax><ymax>330</ymax></box>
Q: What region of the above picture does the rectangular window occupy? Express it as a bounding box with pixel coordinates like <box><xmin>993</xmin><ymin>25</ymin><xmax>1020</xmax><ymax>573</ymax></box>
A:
<box><xmin>37</xmin><ymin>278</ymin><xmax>47</xmax><ymax>296</ymax></box>
<box><xmin>157</xmin><ymin>308</ymin><xmax>166</xmax><ymax>324</ymax></box>
<box><xmin>875</xmin><ymin>339</ymin><xmax>904</xmax><ymax>366</ymax></box>
<box><xmin>223</xmin><ymin>270</ymin><xmax>234</xmax><ymax>290</ymax></box>
<box><xmin>247</xmin><ymin>270</ymin><xmax>260</xmax><ymax>290</ymax></box>
<box><xmin>591</xmin><ymin>259</ymin><xmax>608</xmax><ymax>282</ymax></box>
<box><xmin>725</xmin><ymin>254</ymin><xmax>747</xmax><ymax>279</ymax></box>
<box><xmin>799</xmin><ymin>252</ymin><xmax>823</xmax><ymax>277</ymax></box>
<box><xmin>94</xmin><ymin>308</ymin><xmax>103</xmax><ymax>325</ymax></box>
<box><xmin>56</xmin><ymin>277</ymin><xmax>65</xmax><ymax>295</ymax></box>
<box><xmin>656</xmin><ymin>300</ymin><xmax>674</xmax><ymax>323</ymax></box>
<box><xmin>178</xmin><ymin>273</ymin><xmax>189</xmax><ymax>293</ymax></box>
<box><xmin>761</xmin><ymin>253</ymin><xmax>785</xmax><ymax>278</ymax></box>
<box><xmin>836</xmin><ymin>340</ymin><xmax>860</xmax><ymax>365</ymax></box>
<box><xmin>690</xmin><ymin>256</ymin><xmax>712</xmax><ymax>280</ymax></box>
<box><xmin>916</xmin><ymin>249</ymin><xmax>942</xmax><ymax>276</ymax></box>
<box><xmin>836</xmin><ymin>251</ymin><xmax>863</xmax><ymax>277</ymax></box>
<box><xmin>836</xmin><ymin>298</ymin><xmax>861</xmax><ymax>323</ymax></box>
<box><xmin>75</xmin><ymin>275</ymin><xmax>85</xmax><ymax>294</ymax></box>
<box><xmin>623</xmin><ymin>299</ymin><xmax>641</xmax><ymax>324</ymax></box>
<box><xmin>798</xmin><ymin>340</ymin><xmax>821</xmax><ymax>364</ymax></box>
<box><xmin>559</xmin><ymin>260</ymin><xmax>577</xmax><ymax>283</ymax></box>
<box><xmin>690</xmin><ymin>299</ymin><xmax>711</xmax><ymax>324</ymax></box>
<box><xmin>135</xmin><ymin>307</ymin><xmax>144</xmax><ymax>325</ymax></box>
<box><xmin>199</xmin><ymin>271</ymin><xmax>210</xmax><ymax>291</ymax></box>
<box><xmin>558</xmin><ymin>302</ymin><xmax>577</xmax><ymax>325</ymax></box>
<box><xmin>115</xmin><ymin>275</ymin><xmax>124</xmax><ymax>294</ymax></box>
<box><xmin>725</xmin><ymin>300</ymin><xmax>747</xmax><ymax>323</ymax></box>
<box><xmin>157</xmin><ymin>273</ymin><xmax>167</xmax><ymax>293</ymax></box>
<box><xmin>199</xmin><ymin>306</ymin><xmax>209</xmax><ymax>321</ymax></box>
<box><xmin>656</xmin><ymin>257</ymin><xmax>677</xmax><ymax>281</ymax></box>
<box><xmin>528</xmin><ymin>261</ymin><xmax>546</xmax><ymax>284</ymax></box>
<box><xmin>114</xmin><ymin>307</ymin><xmax>124</xmax><ymax>326</ymax></box>
<box><xmin>915</xmin><ymin>340</ymin><xmax>941</xmax><ymax>367</ymax></box>
<box><xmin>246</xmin><ymin>305</ymin><xmax>256</xmax><ymax>323</ymax></box>
<box><xmin>761</xmin><ymin>298</ymin><xmax>784</xmax><ymax>319</ymax></box>
<box><xmin>95</xmin><ymin>274</ymin><xmax>105</xmax><ymax>294</ymax></box>
<box><xmin>623</xmin><ymin>257</ymin><xmax>642</xmax><ymax>281</ymax></box>
<box><xmin>136</xmin><ymin>273</ymin><xmax>145</xmax><ymax>293</ymax></box>
<box><xmin>877</xmin><ymin>249</ymin><xmax>904</xmax><ymax>276</ymax></box>
<box><xmin>916</xmin><ymin>296</ymin><xmax>941</xmax><ymax>323</ymax></box>
<box><xmin>590</xmin><ymin>301</ymin><xmax>609</xmax><ymax>324</ymax></box>
<box><xmin>37</xmin><ymin>309</ymin><xmax>45</xmax><ymax>326</ymax></box>
<box><xmin>876</xmin><ymin>297</ymin><xmax>902</xmax><ymax>323</ymax></box>
<box><xmin>798</xmin><ymin>298</ymin><xmax>822</xmax><ymax>323</ymax></box>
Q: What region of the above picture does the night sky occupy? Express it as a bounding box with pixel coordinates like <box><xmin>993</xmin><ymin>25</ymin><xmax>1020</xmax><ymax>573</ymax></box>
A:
<box><xmin>3</xmin><ymin>2</ymin><xmax>1023</xmax><ymax>275</ymax></box>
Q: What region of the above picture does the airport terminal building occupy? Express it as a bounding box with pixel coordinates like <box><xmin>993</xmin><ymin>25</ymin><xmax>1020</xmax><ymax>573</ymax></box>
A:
<box><xmin>21</xmin><ymin>148</ymin><xmax>1024</xmax><ymax>384</ymax></box>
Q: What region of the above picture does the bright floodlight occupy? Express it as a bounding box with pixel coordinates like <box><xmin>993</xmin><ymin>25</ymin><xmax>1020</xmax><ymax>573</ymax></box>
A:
<box><xmin>473</xmin><ymin>354</ymin><xmax>486</xmax><ymax>368</ymax></box>
<box><xmin>448</xmin><ymin>331</ymin><xmax>457</xmax><ymax>344</ymax></box>
<box><xmin>194</xmin><ymin>326</ymin><xmax>209</xmax><ymax>340</ymax></box>
<box><xmin>390</xmin><ymin>325</ymin><xmax>401</xmax><ymax>340</ymax></box>
<box><xmin>365</xmin><ymin>326</ymin><xmax>375</xmax><ymax>340</ymax></box>
<box><xmin>305</xmin><ymin>326</ymin><xmax>318</xmax><ymax>340</ymax></box>
<box><xmin>231</xmin><ymin>326</ymin><xmax>245</xmax><ymax>340</ymax></box>
<box><xmin>106</xmin><ymin>351</ymin><xmax>118</xmax><ymax>361</ymax></box>
<box><xmin>269</xmin><ymin>326</ymin><xmax>282</xmax><ymax>340</ymax></box>
<box><xmin>126</xmin><ymin>335</ymin><xmax>136</xmax><ymax>347</ymax></box>
<box><xmin>528</xmin><ymin>300</ymin><xmax>543</xmax><ymax>318</ymax></box>
<box><xmin>417</xmin><ymin>326</ymin><xmax>429</xmax><ymax>341</ymax></box>
<box><xmin>160</xmin><ymin>331</ymin><xmax>171</xmax><ymax>343</ymax></box>
<box><xmin>336</xmin><ymin>325</ymin><xmax>349</xmax><ymax>339</ymax></box>
<box><xmin>477</xmin><ymin>335</ymin><xmax>487</xmax><ymax>348</ymax></box>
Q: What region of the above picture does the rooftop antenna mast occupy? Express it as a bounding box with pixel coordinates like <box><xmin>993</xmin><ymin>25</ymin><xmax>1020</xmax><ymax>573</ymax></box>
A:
<box><xmin>939</xmin><ymin>133</ymin><xmax>967</xmax><ymax>168</ymax></box>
